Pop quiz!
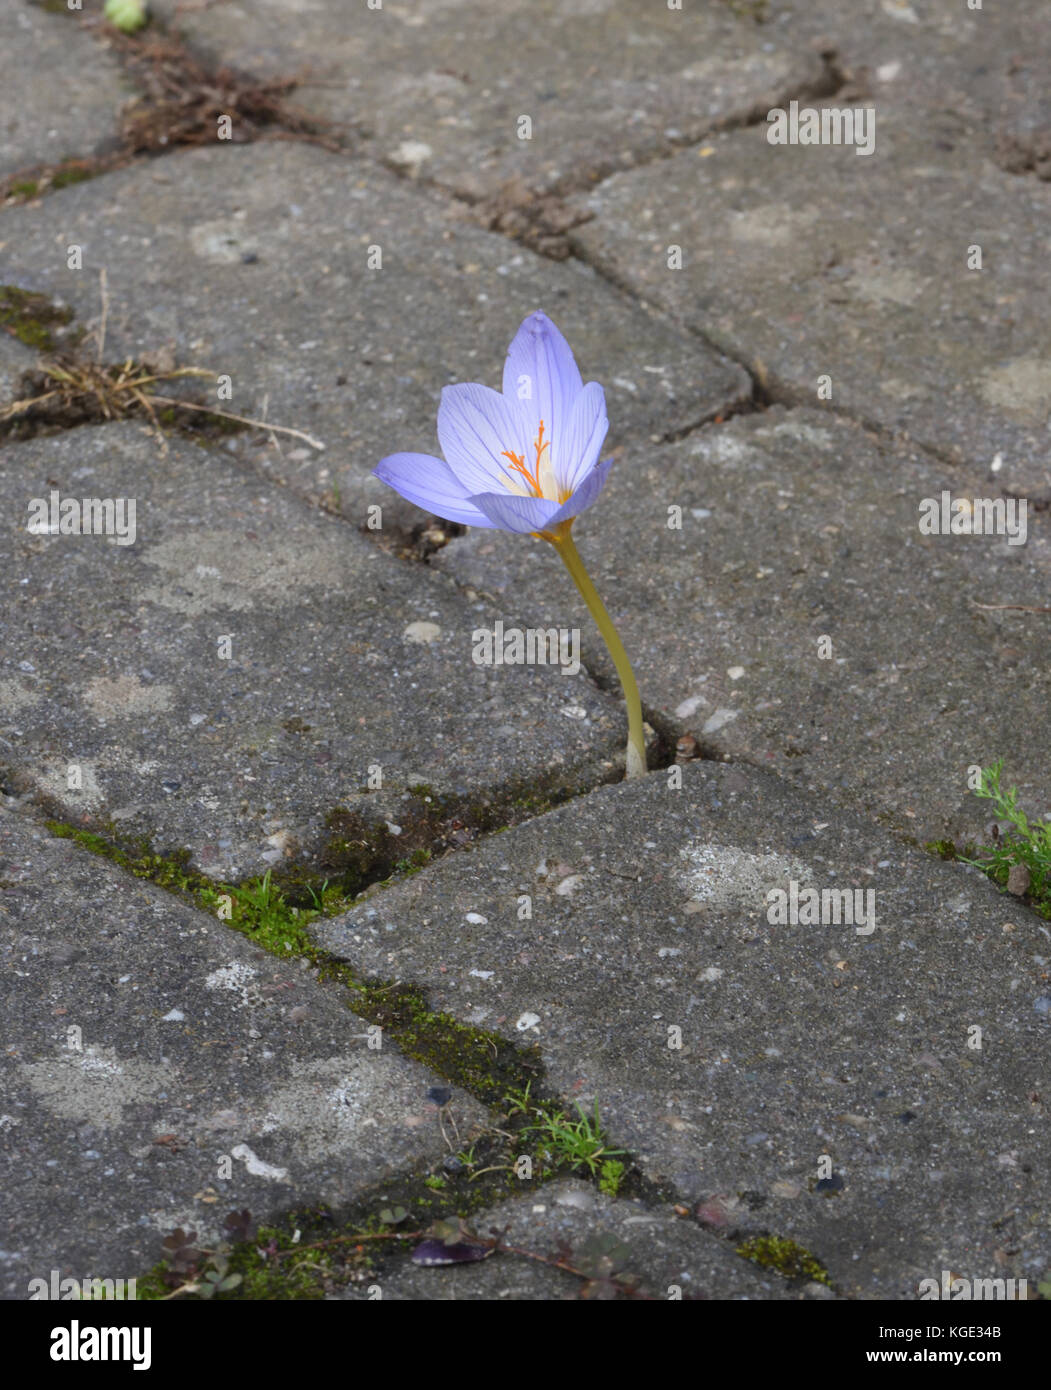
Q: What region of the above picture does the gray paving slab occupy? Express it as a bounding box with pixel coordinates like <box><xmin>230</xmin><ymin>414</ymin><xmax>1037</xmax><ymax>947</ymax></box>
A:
<box><xmin>569</xmin><ymin>97</ymin><xmax>1051</xmax><ymax>499</ymax></box>
<box><xmin>311</xmin><ymin>762</ymin><xmax>1051</xmax><ymax>1299</ymax></box>
<box><xmin>338</xmin><ymin>1179</ymin><xmax>829</xmax><ymax>1300</ymax></box>
<box><xmin>0</xmin><ymin>142</ymin><xmax>749</xmax><ymax>534</ymax></box>
<box><xmin>0</xmin><ymin>423</ymin><xmax>626</xmax><ymax>881</ymax></box>
<box><xmin>437</xmin><ymin>408</ymin><xmax>1051</xmax><ymax>845</ymax></box>
<box><xmin>0</xmin><ymin>803</ymin><xmax>488</xmax><ymax>1300</ymax></box>
<box><xmin>1</xmin><ymin>2</ymin><xmax>135</xmax><ymax>180</ymax></box>
<box><xmin>150</xmin><ymin>0</ymin><xmax>829</xmax><ymax>199</ymax></box>
<box><xmin>764</xmin><ymin>0</ymin><xmax>1047</xmax><ymax>125</ymax></box>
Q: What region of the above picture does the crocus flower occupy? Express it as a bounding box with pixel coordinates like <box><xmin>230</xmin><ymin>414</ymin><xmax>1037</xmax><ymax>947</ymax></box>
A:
<box><xmin>374</xmin><ymin>311</ymin><xmax>646</xmax><ymax>779</ymax></box>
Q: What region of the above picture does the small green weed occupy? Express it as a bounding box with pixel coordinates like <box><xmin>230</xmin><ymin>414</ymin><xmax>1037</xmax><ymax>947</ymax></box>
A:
<box><xmin>503</xmin><ymin>1085</ymin><xmax>625</xmax><ymax>1178</ymax></box>
<box><xmin>957</xmin><ymin>761</ymin><xmax>1051</xmax><ymax>918</ymax></box>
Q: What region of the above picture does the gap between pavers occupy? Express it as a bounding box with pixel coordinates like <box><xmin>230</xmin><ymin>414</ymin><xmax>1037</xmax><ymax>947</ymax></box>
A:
<box><xmin>0</xmin><ymin>803</ymin><xmax>490</xmax><ymax>1300</ymax></box>
<box><xmin>335</xmin><ymin>1179</ymin><xmax>832</xmax><ymax>1301</ymax></box>
<box><xmin>0</xmin><ymin>140</ymin><xmax>750</xmax><ymax>536</ymax></box>
<box><xmin>0</xmin><ymin>423</ymin><xmax>626</xmax><ymax>882</ymax></box>
<box><xmin>765</xmin><ymin>0</ymin><xmax>1049</xmax><ymax>156</ymax></box>
<box><xmin>310</xmin><ymin>761</ymin><xmax>1051</xmax><ymax>1300</ymax></box>
<box><xmin>148</xmin><ymin>0</ymin><xmax>829</xmax><ymax>201</ymax></box>
<box><xmin>568</xmin><ymin>91</ymin><xmax>1051</xmax><ymax>499</ymax></box>
<box><xmin>436</xmin><ymin>407</ymin><xmax>1051</xmax><ymax>846</ymax></box>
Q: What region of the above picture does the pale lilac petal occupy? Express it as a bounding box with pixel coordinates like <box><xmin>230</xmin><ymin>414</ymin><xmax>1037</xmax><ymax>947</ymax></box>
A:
<box><xmin>554</xmin><ymin>381</ymin><xmax>608</xmax><ymax>495</ymax></box>
<box><xmin>467</xmin><ymin>489</ymin><xmax>561</xmax><ymax>534</ymax></box>
<box><xmin>501</xmin><ymin>312</ymin><xmax>583</xmax><ymax>465</ymax></box>
<box><xmin>373</xmin><ymin>452</ymin><xmax>498</xmax><ymax>528</ymax></box>
<box><xmin>437</xmin><ymin>383</ymin><xmax>530</xmax><ymax>495</ymax></box>
<box><xmin>547</xmin><ymin>458</ymin><xmax>613</xmax><ymax>525</ymax></box>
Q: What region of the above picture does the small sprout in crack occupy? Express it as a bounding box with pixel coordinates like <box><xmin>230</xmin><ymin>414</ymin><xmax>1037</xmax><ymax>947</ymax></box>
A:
<box><xmin>951</xmin><ymin>760</ymin><xmax>1051</xmax><ymax>919</ymax></box>
<box><xmin>503</xmin><ymin>1084</ymin><xmax>624</xmax><ymax>1179</ymax></box>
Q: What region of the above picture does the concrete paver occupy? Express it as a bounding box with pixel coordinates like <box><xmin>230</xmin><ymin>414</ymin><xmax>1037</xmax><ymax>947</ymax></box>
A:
<box><xmin>0</xmin><ymin>142</ymin><xmax>750</xmax><ymax>535</ymax></box>
<box><xmin>312</xmin><ymin>762</ymin><xmax>1051</xmax><ymax>1299</ymax></box>
<box><xmin>0</xmin><ymin>424</ymin><xmax>625</xmax><ymax>881</ymax></box>
<box><xmin>438</xmin><ymin>408</ymin><xmax>1051</xmax><ymax>844</ymax></box>
<box><xmin>151</xmin><ymin>0</ymin><xmax>830</xmax><ymax>199</ymax></box>
<box><xmin>0</xmin><ymin>3</ymin><xmax>136</xmax><ymax>181</ymax></box>
<box><xmin>569</xmin><ymin>105</ymin><xmax>1051</xmax><ymax>497</ymax></box>
<box><xmin>0</xmin><ymin>803</ymin><xmax>487</xmax><ymax>1299</ymax></box>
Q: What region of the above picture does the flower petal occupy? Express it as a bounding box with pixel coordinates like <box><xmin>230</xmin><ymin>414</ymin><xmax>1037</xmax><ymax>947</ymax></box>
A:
<box><xmin>373</xmin><ymin>452</ymin><xmax>498</xmax><ymax>528</ymax></box>
<box><xmin>546</xmin><ymin>457</ymin><xmax>613</xmax><ymax>525</ymax></box>
<box><xmin>437</xmin><ymin>383</ymin><xmax>530</xmax><ymax>496</ymax></box>
<box><xmin>502</xmin><ymin>312</ymin><xmax>583</xmax><ymax>468</ymax></box>
<box><xmin>467</xmin><ymin>489</ymin><xmax>561</xmax><ymax>534</ymax></box>
<box><xmin>554</xmin><ymin>381</ymin><xmax>608</xmax><ymax>496</ymax></box>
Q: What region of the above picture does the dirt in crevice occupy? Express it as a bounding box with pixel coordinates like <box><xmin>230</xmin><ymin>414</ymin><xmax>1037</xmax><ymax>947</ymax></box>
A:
<box><xmin>2</xmin><ymin>13</ymin><xmax>347</xmax><ymax>206</ymax></box>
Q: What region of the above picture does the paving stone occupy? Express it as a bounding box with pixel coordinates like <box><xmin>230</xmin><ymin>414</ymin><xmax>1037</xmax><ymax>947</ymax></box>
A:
<box><xmin>0</xmin><ymin>424</ymin><xmax>627</xmax><ymax>880</ymax></box>
<box><xmin>338</xmin><ymin>1179</ymin><xmax>824</xmax><ymax>1300</ymax></box>
<box><xmin>0</xmin><ymin>804</ymin><xmax>488</xmax><ymax>1299</ymax></box>
<box><xmin>0</xmin><ymin>142</ymin><xmax>750</xmax><ymax>537</ymax></box>
<box><xmin>764</xmin><ymin>0</ymin><xmax>1051</xmax><ymax>157</ymax></box>
<box><xmin>311</xmin><ymin>762</ymin><xmax>1051</xmax><ymax>1299</ymax></box>
<box><xmin>151</xmin><ymin>0</ymin><xmax>829</xmax><ymax>199</ymax></box>
<box><xmin>569</xmin><ymin>95</ymin><xmax>1051</xmax><ymax>498</ymax></box>
<box><xmin>1</xmin><ymin>3</ymin><xmax>135</xmax><ymax>180</ymax></box>
<box><xmin>437</xmin><ymin>408</ymin><xmax>1051</xmax><ymax>844</ymax></box>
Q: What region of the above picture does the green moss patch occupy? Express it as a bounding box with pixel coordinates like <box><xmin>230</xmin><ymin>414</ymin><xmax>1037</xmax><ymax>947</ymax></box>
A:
<box><xmin>0</xmin><ymin>285</ymin><xmax>74</xmax><ymax>352</ymax></box>
<box><xmin>736</xmin><ymin>1235</ymin><xmax>831</xmax><ymax>1286</ymax></box>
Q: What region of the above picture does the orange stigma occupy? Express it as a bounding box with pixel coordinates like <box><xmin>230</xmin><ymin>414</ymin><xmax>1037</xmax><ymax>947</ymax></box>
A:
<box><xmin>502</xmin><ymin>420</ymin><xmax>550</xmax><ymax>498</ymax></box>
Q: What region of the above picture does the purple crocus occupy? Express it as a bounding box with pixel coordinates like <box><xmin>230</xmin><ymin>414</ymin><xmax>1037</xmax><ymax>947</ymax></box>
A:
<box><xmin>373</xmin><ymin>311</ymin><xmax>610</xmax><ymax>539</ymax></box>
<box><xmin>373</xmin><ymin>311</ymin><xmax>647</xmax><ymax>779</ymax></box>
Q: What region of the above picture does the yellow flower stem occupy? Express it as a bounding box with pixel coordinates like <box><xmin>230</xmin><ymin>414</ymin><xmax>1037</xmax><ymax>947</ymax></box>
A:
<box><xmin>550</xmin><ymin>528</ymin><xmax>647</xmax><ymax>779</ymax></box>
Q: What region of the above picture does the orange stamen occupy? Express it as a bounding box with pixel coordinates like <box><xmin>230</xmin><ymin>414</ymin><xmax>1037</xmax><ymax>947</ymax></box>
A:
<box><xmin>502</xmin><ymin>419</ymin><xmax>550</xmax><ymax>497</ymax></box>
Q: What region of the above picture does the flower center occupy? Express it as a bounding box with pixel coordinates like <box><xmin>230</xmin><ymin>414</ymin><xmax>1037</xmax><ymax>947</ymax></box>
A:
<box><xmin>502</xmin><ymin>420</ymin><xmax>550</xmax><ymax>499</ymax></box>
